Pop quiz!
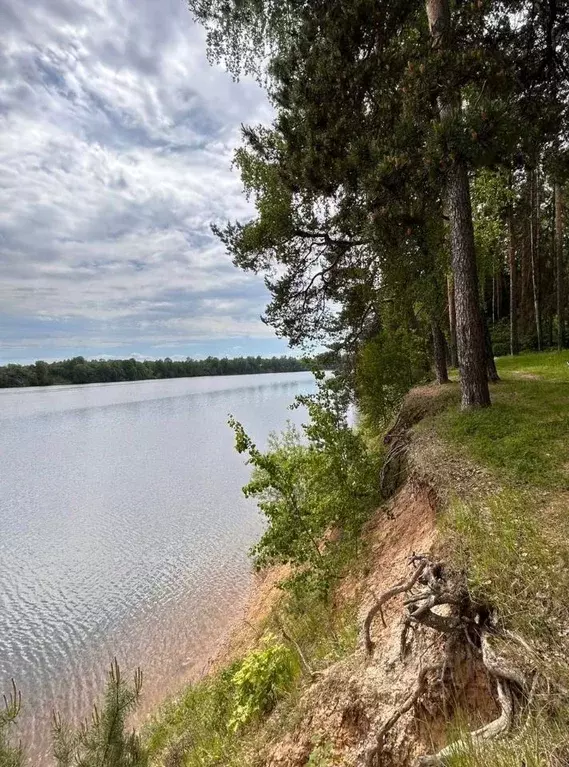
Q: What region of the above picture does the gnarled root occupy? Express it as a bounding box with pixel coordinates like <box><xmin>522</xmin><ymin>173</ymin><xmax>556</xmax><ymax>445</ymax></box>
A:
<box><xmin>362</xmin><ymin>556</ymin><xmax>540</xmax><ymax>767</ymax></box>
<box><xmin>363</xmin><ymin>556</ymin><xmax>429</xmax><ymax>655</ymax></box>
<box><xmin>364</xmin><ymin>554</ymin><xmax>465</xmax><ymax>657</ymax></box>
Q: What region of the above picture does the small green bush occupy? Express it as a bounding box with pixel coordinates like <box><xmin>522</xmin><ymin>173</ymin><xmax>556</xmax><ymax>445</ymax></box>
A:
<box><xmin>229</xmin><ymin>634</ymin><xmax>299</xmax><ymax>731</ymax></box>
<box><xmin>307</xmin><ymin>738</ymin><xmax>334</xmax><ymax>766</ymax></box>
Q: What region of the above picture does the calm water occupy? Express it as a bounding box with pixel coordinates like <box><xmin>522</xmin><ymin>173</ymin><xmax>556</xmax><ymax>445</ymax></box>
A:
<box><xmin>0</xmin><ymin>372</ymin><xmax>315</xmax><ymax>764</ymax></box>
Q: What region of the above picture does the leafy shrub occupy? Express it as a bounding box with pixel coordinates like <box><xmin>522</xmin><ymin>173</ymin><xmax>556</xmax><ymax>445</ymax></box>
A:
<box><xmin>229</xmin><ymin>635</ymin><xmax>299</xmax><ymax>731</ymax></box>
<box><xmin>230</xmin><ymin>373</ymin><xmax>382</xmax><ymax>594</ymax></box>
<box><xmin>307</xmin><ymin>738</ymin><xmax>334</xmax><ymax>766</ymax></box>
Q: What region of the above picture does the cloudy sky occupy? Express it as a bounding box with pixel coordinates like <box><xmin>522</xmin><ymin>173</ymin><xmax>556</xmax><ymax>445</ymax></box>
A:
<box><xmin>0</xmin><ymin>0</ymin><xmax>288</xmax><ymax>364</ymax></box>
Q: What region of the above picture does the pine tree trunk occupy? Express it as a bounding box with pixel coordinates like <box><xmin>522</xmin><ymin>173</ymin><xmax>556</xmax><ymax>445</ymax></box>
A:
<box><xmin>447</xmin><ymin>274</ymin><xmax>458</xmax><ymax>367</ymax></box>
<box><xmin>432</xmin><ymin>319</ymin><xmax>449</xmax><ymax>384</ymax></box>
<box><xmin>482</xmin><ymin>309</ymin><xmax>500</xmax><ymax>382</ymax></box>
<box><xmin>530</xmin><ymin>168</ymin><xmax>542</xmax><ymax>350</ymax></box>
<box><xmin>497</xmin><ymin>267</ymin><xmax>503</xmax><ymax>319</ymax></box>
<box><xmin>555</xmin><ymin>182</ymin><xmax>565</xmax><ymax>349</ymax></box>
<box><xmin>425</xmin><ymin>0</ymin><xmax>490</xmax><ymax>408</ymax></box>
<box><xmin>508</xmin><ymin>209</ymin><xmax>519</xmax><ymax>355</ymax></box>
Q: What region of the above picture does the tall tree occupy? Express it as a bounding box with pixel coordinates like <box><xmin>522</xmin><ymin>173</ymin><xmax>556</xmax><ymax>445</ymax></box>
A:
<box><xmin>447</xmin><ymin>275</ymin><xmax>458</xmax><ymax>367</ymax></box>
<box><xmin>189</xmin><ymin>0</ymin><xmax>569</xmax><ymax>392</ymax></box>
<box><xmin>529</xmin><ymin>168</ymin><xmax>543</xmax><ymax>350</ymax></box>
<box><xmin>507</xmin><ymin>205</ymin><xmax>519</xmax><ymax>355</ymax></box>
<box><xmin>555</xmin><ymin>182</ymin><xmax>565</xmax><ymax>349</ymax></box>
<box><xmin>431</xmin><ymin>318</ymin><xmax>449</xmax><ymax>384</ymax></box>
<box><xmin>424</xmin><ymin>0</ymin><xmax>490</xmax><ymax>406</ymax></box>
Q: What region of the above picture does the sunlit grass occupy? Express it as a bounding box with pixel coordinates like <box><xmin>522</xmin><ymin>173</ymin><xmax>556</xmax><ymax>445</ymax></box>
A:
<box><xmin>495</xmin><ymin>349</ymin><xmax>569</xmax><ymax>382</ymax></box>
<box><xmin>429</xmin><ymin>352</ymin><xmax>569</xmax><ymax>489</ymax></box>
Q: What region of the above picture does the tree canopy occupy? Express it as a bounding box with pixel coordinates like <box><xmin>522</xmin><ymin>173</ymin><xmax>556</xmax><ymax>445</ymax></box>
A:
<box><xmin>190</xmin><ymin>0</ymin><xmax>569</xmax><ymax>410</ymax></box>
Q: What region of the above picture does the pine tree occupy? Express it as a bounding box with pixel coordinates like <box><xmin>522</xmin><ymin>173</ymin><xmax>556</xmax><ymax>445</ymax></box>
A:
<box><xmin>52</xmin><ymin>660</ymin><xmax>147</xmax><ymax>767</ymax></box>
<box><xmin>0</xmin><ymin>681</ymin><xmax>23</xmax><ymax>767</ymax></box>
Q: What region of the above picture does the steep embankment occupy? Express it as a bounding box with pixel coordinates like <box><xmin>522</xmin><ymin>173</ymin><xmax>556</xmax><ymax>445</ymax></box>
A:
<box><xmin>146</xmin><ymin>352</ymin><xmax>569</xmax><ymax>767</ymax></box>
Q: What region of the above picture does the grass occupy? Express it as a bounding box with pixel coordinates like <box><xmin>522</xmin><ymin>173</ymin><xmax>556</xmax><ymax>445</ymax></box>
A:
<box><xmin>441</xmin><ymin>711</ymin><xmax>569</xmax><ymax>767</ymax></box>
<box><xmin>429</xmin><ymin>351</ymin><xmax>569</xmax><ymax>489</ymax></box>
<box><xmin>444</xmin><ymin>490</ymin><xmax>569</xmax><ymax>647</ymax></box>
<box><xmin>493</xmin><ymin>349</ymin><xmax>569</xmax><ymax>382</ymax></box>
<box><xmin>144</xmin><ymin>666</ymin><xmax>243</xmax><ymax>767</ymax></box>
<box><xmin>432</xmin><ymin>352</ymin><xmax>569</xmax><ymax>635</ymax></box>
<box><xmin>420</xmin><ymin>351</ymin><xmax>569</xmax><ymax>762</ymax></box>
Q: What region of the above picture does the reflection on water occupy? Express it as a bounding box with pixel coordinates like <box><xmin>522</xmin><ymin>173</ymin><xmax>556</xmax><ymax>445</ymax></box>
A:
<box><xmin>0</xmin><ymin>372</ymin><xmax>315</xmax><ymax>764</ymax></box>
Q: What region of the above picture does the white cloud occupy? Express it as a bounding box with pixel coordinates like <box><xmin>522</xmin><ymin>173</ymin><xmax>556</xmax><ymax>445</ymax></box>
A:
<box><xmin>0</xmin><ymin>0</ymin><xmax>276</xmax><ymax>360</ymax></box>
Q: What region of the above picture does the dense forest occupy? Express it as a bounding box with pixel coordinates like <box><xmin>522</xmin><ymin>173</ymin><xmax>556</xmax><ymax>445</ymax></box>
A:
<box><xmin>0</xmin><ymin>355</ymin><xmax>311</xmax><ymax>388</ymax></box>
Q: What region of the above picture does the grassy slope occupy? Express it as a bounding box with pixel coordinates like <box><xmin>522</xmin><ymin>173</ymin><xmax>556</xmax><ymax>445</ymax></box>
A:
<box><xmin>145</xmin><ymin>351</ymin><xmax>569</xmax><ymax>767</ymax></box>
<box><xmin>418</xmin><ymin>351</ymin><xmax>569</xmax><ymax>636</ymax></box>
<box><xmin>423</xmin><ymin>351</ymin><xmax>569</xmax><ymax>765</ymax></box>
<box><xmin>434</xmin><ymin>350</ymin><xmax>569</xmax><ymax>489</ymax></box>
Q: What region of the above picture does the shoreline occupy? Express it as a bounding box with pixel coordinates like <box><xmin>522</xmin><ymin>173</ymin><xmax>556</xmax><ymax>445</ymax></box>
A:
<box><xmin>138</xmin><ymin>564</ymin><xmax>288</xmax><ymax>731</ymax></box>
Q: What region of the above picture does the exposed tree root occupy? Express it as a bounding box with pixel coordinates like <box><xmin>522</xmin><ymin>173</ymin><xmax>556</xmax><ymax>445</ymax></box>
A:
<box><xmin>361</xmin><ymin>555</ymin><xmax>545</xmax><ymax>767</ymax></box>
<box><xmin>415</xmin><ymin>679</ymin><xmax>513</xmax><ymax>766</ymax></box>
<box><xmin>363</xmin><ymin>556</ymin><xmax>428</xmax><ymax>655</ymax></box>
<box><xmin>380</xmin><ymin>437</ymin><xmax>409</xmax><ymax>498</ymax></box>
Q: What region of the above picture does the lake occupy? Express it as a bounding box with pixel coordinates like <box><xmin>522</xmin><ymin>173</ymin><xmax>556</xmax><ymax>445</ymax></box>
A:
<box><xmin>0</xmin><ymin>372</ymin><xmax>315</xmax><ymax>764</ymax></box>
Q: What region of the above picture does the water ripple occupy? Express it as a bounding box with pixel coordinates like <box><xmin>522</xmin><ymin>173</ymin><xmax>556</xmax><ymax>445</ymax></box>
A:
<box><xmin>0</xmin><ymin>373</ymin><xmax>315</xmax><ymax>764</ymax></box>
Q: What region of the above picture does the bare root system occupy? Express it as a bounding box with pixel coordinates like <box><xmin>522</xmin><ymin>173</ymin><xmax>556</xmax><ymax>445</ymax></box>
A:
<box><xmin>361</xmin><ymin>555</ymin><xmax>560</xmax><ymax>766</ymax></box>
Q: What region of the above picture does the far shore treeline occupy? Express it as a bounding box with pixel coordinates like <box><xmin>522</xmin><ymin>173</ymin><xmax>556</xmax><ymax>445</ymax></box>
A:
<box><xmin>0</xmin><ymin>355</ymin><xmax>315</xmax><ymax>388</ymax></box>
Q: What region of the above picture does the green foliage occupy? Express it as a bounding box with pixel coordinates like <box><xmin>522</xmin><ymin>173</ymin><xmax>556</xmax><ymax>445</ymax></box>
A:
<box><xmin>0</xmin><ymin>355</ymin><xmax>311</xmax><ymax>388</ymax></box>
<box><xmin>0</xmin><ymin>681</ymin><xmax>23</xmax><ymax>767</ymax></box>
<box><xmin>269</xmin><ymin>587</ymin><xmax>359</xmax><ymax>674</ymax></box>
<box><xmin>444</xmin><ymin>491</ymin><xmax>569</xmax><ymax>643</ymax></box>
<box><xmin>52</xmin><ymin>660</ymin><xmax>147</xmax><ymax>767</ymax></box>
<box><xmin>431</xmin><ymin>352</ymin><xmax>569</xmax><ymax>489</ymax></box>
<box><xmin>230</xmin><ymin>373</ymin><xmax>382</xmax><ymax>594</ymax></box>
<box><xmin>307</xmin><ymin>738</ymin><xmax>334</xmax><ymax>766</ymax></box>
<box><xmin>229</xmin><ymin>634</ymin><xmax>299</xmax><ymax>731</ymax></box>
<box><xmin>145</xmin><ymin>667</ymin><xmax>240</xmax><ymax>767</ymax></box>
<box><xmin>356</xmin><ymin>327</ymin><xmax>430</xmax><ymax>428</ymax></box>
<box><xmin>472</xmin><ymin>168</ymin><xmax>512</xmax><ymax>284</ymax></box>
<box><xmin>0</xmin><ymin>664</ymin><xmax>147</xmax><ymax>767</ymax></box>
<box><xmin>489</xmin><ymin>317</ymin><xmax>511</xmax><ymax>358</ymax></box>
